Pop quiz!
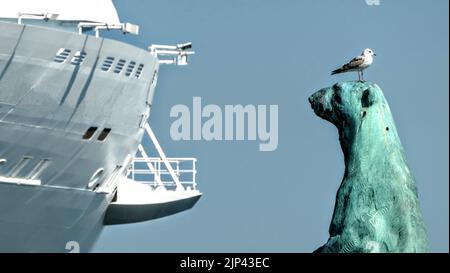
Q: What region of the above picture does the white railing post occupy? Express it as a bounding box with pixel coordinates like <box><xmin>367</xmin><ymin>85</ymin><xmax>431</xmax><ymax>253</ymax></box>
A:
<box><xmin>138</xmin><ymin>144</ymin><xmax>165</xmax><ymax>188</ymax></box>
<box><xmin>144</xmin><ymin>123</ymin><xmax>184</xmax><ymax>191</ymax></box>
<box><xmin>132</xmin><ymin>124</ymin><xmax>198</xmax><ymax>191</ymax></box>
<box><xmin>130</xmin><ymin>157</ymin><xmax>197</xmax><ymax>191</ymax></box>
<box><xmin>193</xmin><ymin>159</ymin><xmax>197</xmax><ymax>190</ymax></box>
<box><xmin>132</xmin><ymin>161</ymin><xmax>135</xmax><ymax>181</ymax></box>
<box><xmin>157</xmin><ymin>159</ymin><xmax>161</xmax><ymax>185</ymax></box>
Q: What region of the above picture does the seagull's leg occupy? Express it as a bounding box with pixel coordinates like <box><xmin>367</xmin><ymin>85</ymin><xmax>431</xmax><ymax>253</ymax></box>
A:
<box><xmin>362</xmin><ymin>70</ymin><xmax>365</xmax><ymax>82</ymax></box>
<box><xmin>357</xmin><ymin>71</ymin><xmax>361</xmax><ymax>82</ymax></box>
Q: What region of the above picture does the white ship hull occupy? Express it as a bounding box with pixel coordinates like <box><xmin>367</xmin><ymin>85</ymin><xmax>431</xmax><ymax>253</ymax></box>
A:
<box><xmin>0</xmin><ymin>20</ymin><xmax>156</xmax><ymax>252</ymax></box>
<box><xmin>0</xmin><ymin>0</ymin><xmax>201</xmax><ymax>252</ymax></box>
<box><xmin>0</xmin><ymin>183</ymin><xmax>107</xmax><ymax>252</ymax></box>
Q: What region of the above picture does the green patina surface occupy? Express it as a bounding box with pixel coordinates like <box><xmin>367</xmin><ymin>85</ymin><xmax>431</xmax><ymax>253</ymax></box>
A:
<box><xmin>309</xmin><ymin>81</ymin><xmax>428</xmax><ymax>253</ymax></box>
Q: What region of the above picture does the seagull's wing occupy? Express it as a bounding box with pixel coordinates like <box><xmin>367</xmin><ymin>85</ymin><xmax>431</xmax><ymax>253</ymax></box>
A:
<box><xmin>343</xmin><ymin>56</ymin><xmax>365</xmax><ymax>70</ymax></box>
<box><xmin>332</xmin><ymin>56</ymin><xmax>365</xmax><ymax>75</ymax></box>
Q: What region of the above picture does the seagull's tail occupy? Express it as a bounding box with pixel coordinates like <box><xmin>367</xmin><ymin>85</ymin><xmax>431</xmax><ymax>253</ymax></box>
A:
<box><xmin>331</xmin><ymin>68</ymin><xmax>343</xmax><ymax>75</ymax></box>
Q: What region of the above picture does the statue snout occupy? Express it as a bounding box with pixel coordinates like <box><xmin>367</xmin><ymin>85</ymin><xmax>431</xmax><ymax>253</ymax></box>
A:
<box><xmin>309</xmin><ymin>89</ymin><xmax>332</xmax><ymax>120</ymax></box>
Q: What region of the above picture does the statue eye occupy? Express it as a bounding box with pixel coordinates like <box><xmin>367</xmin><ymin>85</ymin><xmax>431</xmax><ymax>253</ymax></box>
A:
<box><xmin>333</xmin><ymin>93</ymin><xmax>342</xmax><ymax>104</ymax></box>
<box><xmin>361</xmin><ymin>89</ymin><xmax>374</xmax><ymax>108</ymax></box>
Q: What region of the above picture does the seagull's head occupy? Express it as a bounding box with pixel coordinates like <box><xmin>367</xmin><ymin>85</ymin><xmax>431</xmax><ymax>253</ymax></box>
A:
<box><xmin>363</xmin><ymin>48</ymin><xmax>377</xmax><ymax>57</ymax></box>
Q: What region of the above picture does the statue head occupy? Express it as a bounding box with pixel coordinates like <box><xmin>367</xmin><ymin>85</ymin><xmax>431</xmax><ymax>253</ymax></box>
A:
<box><xmin>308</xmin><ymin>82</ymin><xmax>379</xmax><ymax>129</ymax></box>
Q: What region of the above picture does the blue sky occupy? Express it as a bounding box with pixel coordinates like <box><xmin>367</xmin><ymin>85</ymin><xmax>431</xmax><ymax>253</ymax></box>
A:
<box><xmin>94</xmin><ymin>0</ymin><xmax>449</xmax><ymax>252</ymax></box>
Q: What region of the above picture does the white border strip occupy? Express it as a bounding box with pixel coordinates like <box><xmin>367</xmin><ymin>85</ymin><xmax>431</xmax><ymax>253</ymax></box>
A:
<box><xmin>0</xmin><ymin>176</ymin><xmax>41</xmax><ymax>186</ymax></box>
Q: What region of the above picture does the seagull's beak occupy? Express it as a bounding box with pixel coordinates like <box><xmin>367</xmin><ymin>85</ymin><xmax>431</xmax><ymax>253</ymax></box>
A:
<box><xmin>373</xmin><ymin>53</ymin><xmax>377</xmax><ymax>56</ymax></box>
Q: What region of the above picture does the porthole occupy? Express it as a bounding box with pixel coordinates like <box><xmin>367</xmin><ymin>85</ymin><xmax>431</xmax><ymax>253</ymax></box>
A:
<box><xmin>88</xmin><ymin>168</ymin><xmax>104</xmax><ymax>188</ymax></box>
<box><xmin>8</xmin><ymin>156</ymin><xmax>33</xmax><ymax>177</ymax></box>
<box><xmin>0</xmin><ymin>159</ymin><xmax>6</xmax><ymax>167</ymax></box>
<box><xmin>97</xmin><ymin>128</ymin><xmax>112</xmax><ymax>142</ymax></box>
<box><xmin>27</xmin><ymin>159</ymin><xmax>51</xmax><ymax>180</ymax></box>
<box><xmin>83</xmin><ymin>127</ymin><xmax>98</xmax><ymax>140</ymax></box>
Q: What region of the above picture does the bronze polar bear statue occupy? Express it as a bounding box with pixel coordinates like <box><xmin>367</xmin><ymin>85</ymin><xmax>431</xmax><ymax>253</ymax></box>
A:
<box><xmin>309</xmin><ymin>81</ymin><xmax>428</xmax><ymax>253</ymax></box>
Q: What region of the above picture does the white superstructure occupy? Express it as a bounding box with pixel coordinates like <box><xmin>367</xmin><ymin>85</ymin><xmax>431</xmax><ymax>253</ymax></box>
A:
<box><xmin>0</xmin><ymin>0</ymin><xmax>120</xmax><ymax>24</ymax></box>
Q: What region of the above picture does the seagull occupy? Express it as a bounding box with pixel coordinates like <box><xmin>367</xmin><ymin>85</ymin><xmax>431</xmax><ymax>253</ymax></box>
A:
<box><xmin>331</xmin><ymin>48</ymin><xmax>376</xmax><ymax>82</ymax></box>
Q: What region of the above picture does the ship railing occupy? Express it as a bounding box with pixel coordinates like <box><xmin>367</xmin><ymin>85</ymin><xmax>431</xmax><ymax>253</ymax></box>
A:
<box><xmin>77</xmin><ymin>22</ymin><xmax>139</xmax><ymax>37</ymax></box>
<box><xmin>127</xmin><ymin>122</ymin><xmax>199</xmax><ymax>192</ymax></box>
<box><xmin>149</xmin><ymin>43</ymin><xmax>195</xmax><ymax>66</ymax></box>
<box><xmin>15</xmin><ymin>13</ymin><xmax>140</xmax><ymax>38</ymax></box>
<box><xmin>128</xmin><ymin>157</ymin><xmax>197</xmax><ymax>191</ymax></box>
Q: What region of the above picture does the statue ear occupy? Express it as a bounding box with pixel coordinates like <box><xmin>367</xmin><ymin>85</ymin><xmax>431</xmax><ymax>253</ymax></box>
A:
<box><xmin>361</xmin><ymin>88</ymin><xmax>376</xmax><ymax>108</ymax></box>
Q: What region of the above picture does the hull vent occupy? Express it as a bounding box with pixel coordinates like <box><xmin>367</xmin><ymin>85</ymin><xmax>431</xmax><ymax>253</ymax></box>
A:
<box><xmin>54</xmin><ymin>48</ymin><xmax>71</xmax><ymax>63</ymax></box>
